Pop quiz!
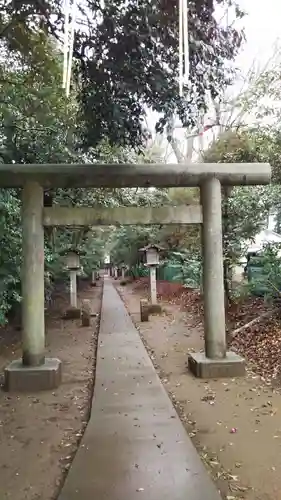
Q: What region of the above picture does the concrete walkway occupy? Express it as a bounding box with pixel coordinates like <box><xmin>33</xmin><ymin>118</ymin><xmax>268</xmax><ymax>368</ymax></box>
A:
<box><xmin>58</xmin><ymin>278</ymin><xmax>221</xmax><ymax>500</ymax></box>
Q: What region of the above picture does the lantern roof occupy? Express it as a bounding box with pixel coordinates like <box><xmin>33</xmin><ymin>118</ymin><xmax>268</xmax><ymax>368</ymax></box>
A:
<box><xmin>139</xmin><ymin>244</ymin><xmax>165</xmax><ymax>253</ymax></box>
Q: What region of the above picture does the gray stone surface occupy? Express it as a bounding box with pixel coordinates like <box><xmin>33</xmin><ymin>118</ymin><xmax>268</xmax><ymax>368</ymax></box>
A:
<box><xmin>0</xmin><ymin>162</ymin><xmax>271</xmax><ymax>188</ymax></box>
<box><xmin>4</xmin><ymin>358</ymin><xmax>62</xmax><ymax>392</ymax></box>
<box><xmin>140</xmin><ymin>299</ymin><xmax>149</xmax><ymax>322</ymax></box>
<box><xmin>201</xmin><ymin>177</ymin><xmax>226</xmax><ymax>359</ymax></box>
<box><xmin>188</xmin><ymin>351</ymin><xmax>245</xmax><ymax>379</ymax></box>
<box><xmin>43</xmin><ymin>205</ymin><xmax>202</xmax><ymax>227</ymax></box>
<box><xmin>58</xmin><ymin>278</ymin><xmax>221</xmax><ymax>500</ymax></box>
<box><xmin>81</xmin><ymin>299</ymin><xmax>91</xmax><ymax>327</ymax></box>
<box><xmin>22</xmin><ymin>181</ymin><xmax>45</xmax><ymax>368</ymax></box>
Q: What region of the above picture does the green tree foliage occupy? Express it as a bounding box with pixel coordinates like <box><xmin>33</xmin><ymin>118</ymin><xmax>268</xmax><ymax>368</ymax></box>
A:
<box><xmin>169</xmin><ymin>249</ymin><xmax>202</xmax><ymax>288</ymax></box>
<box><xmin>109</xmin><ymin>184</ymin><xmax>203</xmax><ymax>280</ymax></box>
<box><xmin>246</xmin><ymin>244</ymin><xmax>281</xmax><ymax>303</ymax></box>
<box><xmin>0</xmin><ymin>0</ymin><xmax>248</xmax><ymax>321</ymax></box>
<box><xmin>0</xmin><ymin>42</ymin><xmax>138</xmax><ymax>323</ymax></box>
<box><xmin>158</xmin><ymin>187</ymin><xmax>200</xmax><ymax>252</ymax></box>
<box><xmin>1</xmin><ymin>0</ymin><xmax>245</xmax><ymax>148</ymax></box>
<box><xmin>76</xmin><ymin>0</ymin><xmax>245</xmax><ymax>147</ymax></box>
<box><xmin>108</xmin><ymin>130</ymin><xmax>281</xmax><ymax>296</ymax></box>
<box><xmin>109</xmin><ymin>186</ymin><xmax>169</xmax><ymax>266</ymax></box>
<box><xmin>0</xmin><ymin>190</ymin><xmax>21</xmax><ymax>324</ymax></box>
<box><xmin>203</xmin><ymin>130</ymin><xmax>280</xmax><ymax>300</ymax></box>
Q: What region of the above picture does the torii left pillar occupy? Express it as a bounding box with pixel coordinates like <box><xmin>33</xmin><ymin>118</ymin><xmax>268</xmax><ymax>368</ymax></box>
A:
<box><xmin>4</xmin><ymin>181</ymin><xmax>62</xmax><ymax>392</ymax></box>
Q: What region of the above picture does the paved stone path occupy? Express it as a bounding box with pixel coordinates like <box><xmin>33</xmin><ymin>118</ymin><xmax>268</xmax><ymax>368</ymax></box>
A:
<box><xmin>58</xmin><ymin>278</ymin><xmax>221</xmax><ymax>500</ymax></box>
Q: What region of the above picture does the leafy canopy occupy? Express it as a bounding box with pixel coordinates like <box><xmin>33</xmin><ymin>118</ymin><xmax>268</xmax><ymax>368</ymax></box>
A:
<box><xmin>1</xmin><ymin>0</ymin><xmax>245</xmax><ymax>148</ymax></box>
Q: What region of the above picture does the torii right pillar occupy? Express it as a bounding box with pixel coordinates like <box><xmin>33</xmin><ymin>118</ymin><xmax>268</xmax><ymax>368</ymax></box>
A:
<box><xmin>188</xmin><ymin>177</ymin><xmax>245</xmax><ymax>378</ymax></box>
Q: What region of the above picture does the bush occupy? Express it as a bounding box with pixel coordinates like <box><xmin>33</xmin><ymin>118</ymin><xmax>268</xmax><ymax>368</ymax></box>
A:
<box><xmin>246</xmin><ymin>243</ymin><xmax>281</xmax><ymax>303</ymax></box>
<box><xmin>169</xmin><ymin>250</ymin><xmax>202</xmax><ymax>289</ymax></box>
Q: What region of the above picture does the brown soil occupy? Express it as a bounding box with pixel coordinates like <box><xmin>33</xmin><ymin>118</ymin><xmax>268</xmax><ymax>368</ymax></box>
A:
<box><xmin>118</xmin><ymin>279</ymin><xmax>281</xmax><ymax>500</ymax></box>
<box><xmin>0</xmin><ymin>280</ymin><xmax>102</xmax><ymax>500</ymax></box>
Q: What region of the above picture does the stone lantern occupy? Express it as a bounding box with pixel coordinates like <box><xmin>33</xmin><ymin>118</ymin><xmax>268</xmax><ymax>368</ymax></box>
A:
<box><xmin>65</xmin><ymin>250</ymin><xmax>80</xmax><ymax>309</ymax></box>
<box><xmin>113</xmin><ymin>265</ymin><xmax>118</xmax><ymax>279</ymax></box>
<box><xmin>65</xmin><ymin>251</ymin><xmax>80</xmax><ymax>271</ymax></box>
<box><xmin>139</xmin><ymin>244</ymin><xmax>164</xmax><ymax>306</ymax></box>
<box><xmin>59</xmin><ymin>248</ymin><xmax>84</xmax><ymax>315</ymax></box>
<box><xmin>121</xmin><ymin>263</ymin><xmax>127</xmax><ymax>280</ymax></box>
<box><xmin>144</xmin><ymin>246</ymin><xmax>160</xmax><ymax>267</ymax></box>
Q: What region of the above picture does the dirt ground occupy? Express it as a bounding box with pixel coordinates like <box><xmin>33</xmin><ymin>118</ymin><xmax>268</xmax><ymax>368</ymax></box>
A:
<box><xmin>0</xmin><ymin>280</ymin><xmax>102</xmax><ymax>500</ymax></box>
<box><xmin>117</xmin><ymin>280</ymin><xmax>281</xmax><ymax>500</ymax></box>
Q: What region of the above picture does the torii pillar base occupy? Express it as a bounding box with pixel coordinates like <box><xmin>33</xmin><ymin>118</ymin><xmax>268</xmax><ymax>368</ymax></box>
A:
<box><xmin>4</xmin><ymin>358</ymin><xmax>62</xmax><ymax>392</ymax></box>
<box><xmin>188</xmin><ymin>351</ymin><xmax>245</xmax><ymax>379</ymax></box>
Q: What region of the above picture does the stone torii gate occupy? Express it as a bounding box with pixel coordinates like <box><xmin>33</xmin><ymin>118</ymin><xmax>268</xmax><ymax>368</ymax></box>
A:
<box><xmin>0</xmin><ymin>162</ymin><xmax>271</xmax><ymax>391</ymax></box>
